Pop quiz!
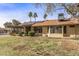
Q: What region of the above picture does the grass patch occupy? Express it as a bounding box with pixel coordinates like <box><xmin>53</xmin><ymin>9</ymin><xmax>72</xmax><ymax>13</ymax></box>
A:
<box><xmin>0</xmin><ymin>35</ymin><xmax>79</xmax><ymax>55</ymax></box>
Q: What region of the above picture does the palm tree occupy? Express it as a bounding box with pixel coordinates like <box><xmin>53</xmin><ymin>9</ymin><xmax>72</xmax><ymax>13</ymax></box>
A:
<box><xmin>43</xmin><ymin>13</ymin><xmax>48</xmax><ymax>20</ymax></box>
<box><xmin>33</xmin><ymin>12</ymin><xmax>38</xmax><ymax>22</ymax></box>
<box><xmin>28</xmin><ymin>12</ymin><xmax>33</xmax><ymax>22</ymax></box>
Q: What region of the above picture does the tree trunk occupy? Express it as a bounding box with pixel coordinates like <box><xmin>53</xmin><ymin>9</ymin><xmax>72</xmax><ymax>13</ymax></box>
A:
<box><xmin>35</xmin><ymin>17</ymin><xmax>36</xmax><ymax>22</ymax></box>
<box><xmin>30</xmin><ymin>17</ymin><xmax>31</xmax><ymax>22</ymax></box>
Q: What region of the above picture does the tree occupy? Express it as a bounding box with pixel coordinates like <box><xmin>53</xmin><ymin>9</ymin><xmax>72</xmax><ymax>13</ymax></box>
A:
<box><xmin>43</xmin><ymin>13</ymin><xmax>48</xmax><ymax>20</ymax></box>
<box><xmin>34</xmin><ymin>3</ymin><xmax>55</xmax><ymax>14</ymax></box>
<box><xmin>28</xmin><ymin>12</ymin><xmax>33</xmax><ymax>22</ymax></box>
<box><xmin>34</xmin><ymin>3</ymin><xmax>79</xmax><ymax>17</ymax></box>
<box><xmin>12</xmin><ymin>19</ymin><xmax>21</xmax><ymax>25</ymax></box>
<box><xmin>4</xmin><ymin>22</ymin><xmax>12</xmax><ymax>28</ymax></box>
<box><xmin>62</xmin><ymin>4</ymin><xmax>79</xmax><ymax>17</ymax></box>
<box><xmin>33</xmin><ymin>12</ymin><xmax>38</xmax><ymax>22</ymax></box>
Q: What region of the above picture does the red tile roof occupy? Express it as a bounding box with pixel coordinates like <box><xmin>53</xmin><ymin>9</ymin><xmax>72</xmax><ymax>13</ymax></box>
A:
<box><xmin>32</xmin><ymin>18</ymin><xmax>79</xmax><ymax>27</ymax></box>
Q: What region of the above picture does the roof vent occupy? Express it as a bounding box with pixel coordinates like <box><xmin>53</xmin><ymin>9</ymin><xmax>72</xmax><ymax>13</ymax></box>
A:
<box><xmin>58</xmin><ymin>13</ymin><xmax>65</xmax><ymax>21</ymax></box>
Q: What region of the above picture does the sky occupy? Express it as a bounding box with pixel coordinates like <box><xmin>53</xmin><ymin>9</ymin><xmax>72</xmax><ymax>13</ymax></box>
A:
<box><xmin>0</xmin><ymin>3</ymin><xmax>70</xmax><ymax>28</ymax></box>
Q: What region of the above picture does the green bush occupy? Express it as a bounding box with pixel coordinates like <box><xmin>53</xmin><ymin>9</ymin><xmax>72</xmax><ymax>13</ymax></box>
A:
<box><xmin>28</xmin><ymin>31</ymin><xmax>35</xmax><ymax>36</ymax></box>
<box><xmin>18</xmin><ymin>32</ymin><xmax>24</xmax><ymax>36</ymax></box>
<box><xmin>9</xmin><ymin>30</ymin><xmax>19</xmax><ymax>36</ymax></box>
<box><xmin>24</xmin><ymin>32</ymin><xmax>28</xmax><ymax>36</ymax></box>
<box><xmin>16</xmin><ymin>31</ymin><xmax>19</xmax><ymax>34</ymax></box>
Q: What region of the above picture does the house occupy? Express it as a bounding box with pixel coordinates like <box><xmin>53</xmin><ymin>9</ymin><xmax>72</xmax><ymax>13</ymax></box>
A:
<box><xmin>5</xmin><ymin>17</ymin><xmax>79</xmax><ymax>38</ymax></box>
<box><xmin>6</xmin><ymin>21</ymin><xmax>42</xmax><ymax>33</ymax></box>
<box><xmin>32</xmin><ymin>17</ymin><xmax>79</xmax><ymax>38</ymax></box>
<box><xmin>0</xmin><ymin>28</ymin><xmax>7</xmax><ymax>35</ymax></box>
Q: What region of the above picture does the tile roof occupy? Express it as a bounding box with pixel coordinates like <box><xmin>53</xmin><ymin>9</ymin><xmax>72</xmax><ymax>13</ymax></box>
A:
<box><xmin>32</xmin><ymin>18</ymin><xmax>79</xmax><ymax>27</ymax></box>
<box><xmin>19</xmin><ymin>21</ymin><xmax>43</xmax><ymax>26</ymax></box>
<box><xmin>19</xmin><ymin>22</ymin><xmax>35</xmax><ymax>26</ymax></box>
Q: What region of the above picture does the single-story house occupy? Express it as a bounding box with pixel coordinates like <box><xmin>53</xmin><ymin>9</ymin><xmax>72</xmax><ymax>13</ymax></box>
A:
<box><xmin>6</xmin><ymin>21</ymin><xmax>42</xmax><ymax>33</ymax></box>
<box><xmin>0</xmin><ymin>28</ymin><xmax>7</xmax><ymax>35</ymax></box>
<box><xmin>5</xmin><ymin>17</ymin><xmax>79</xmax><ymax>38</ymax></box>
<box><xmin>32</xmin><ymin>17</ymin><xmax>79</xmax><ymax>38</ymax></box>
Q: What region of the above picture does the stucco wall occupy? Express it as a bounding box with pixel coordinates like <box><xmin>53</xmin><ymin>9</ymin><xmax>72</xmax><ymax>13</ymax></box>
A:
<box><xmin>42</xmin><ymin>33</ymin><xmax>63</xmax><ymax>37</ymax></box>
<box><xmin>66</xmin><ymin>26</ymin><xmax>75</xmax><ymax>37</ymax></box>
<box><xmin>48</xmin><ymin>33</ymin><xmax>63</xmax><ymax>37</ymax></box>
<box><xmin>67</xmin><ymin>25</ymin><xmax>79</xmax><ymax>38</ymax></box>
<box><xmin>42</xmin><ymin>25</ymin><xmax>79</xmax><ymax>38</ymax></box>
<box><xmin>75</xmin><ymin>25</ymin><xmax>79</xmax><ymax>34</ymax></box>
<box><xmin>42</xmin><ymin>26</ymin><xmax>63</xmax><ymax>37</ymax></box>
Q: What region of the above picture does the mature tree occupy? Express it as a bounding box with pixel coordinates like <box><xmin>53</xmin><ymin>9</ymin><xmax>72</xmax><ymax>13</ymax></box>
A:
<box><xmin>12</xmin><ymin>19</ymin><xmax>21</xmax><ymax>25</ymax></box>
<box><xmin>35</xmin><ymin>3</ymin><xmax>55</xmax><ymax>14</ymax></box>
<box><xmin>4</xmin><ymin>22</ymin><xmax>12</xmax><ymax>28</ymax></box>
<box><xmin>34</xmin><ymin>3</ymin><xmax>79</xmax><ymax>17</ymax></box>
<box><xmin>43</xmin><ymin>13</ymin><xmax>48</xmax><ymax>20</ymax></box>
<box><xmin>28</xmin><ymin>11</ymin><xmax>33</xmax><ymax>22</ymax></box>
<box><xmin>33</xmin><ymin>12</ymin><xmax>38</xmax><ymax>22</ymax></box>
<box><xmin>62</xmin><ymin>4</ymin><xmax>79</xmax><ymax>17</ymax></box>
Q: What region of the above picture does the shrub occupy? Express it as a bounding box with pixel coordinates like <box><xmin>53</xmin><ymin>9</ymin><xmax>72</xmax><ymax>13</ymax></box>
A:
<box><xmin>16</xmin><ymin>31</ymin><xmax>19</xmax><ymax>34</ymax></box>
<box><xmin>18</xmin><ymin>32</ymin><xmax>24</xmax><ymax>36</ymax></box>
<box><xmin>9</xmin><ymin>32</ymin><xmax>16</xmax><ymax>36</ymax></box>
<box><xmin>28</xmin><ymin>31</ymin><xmax>35</xmax><ymax>36</ymax></box>
<box><xmin>24</xmin><ymin>32</ymin><xmax>28</xmax><ymax>36</ymax></box>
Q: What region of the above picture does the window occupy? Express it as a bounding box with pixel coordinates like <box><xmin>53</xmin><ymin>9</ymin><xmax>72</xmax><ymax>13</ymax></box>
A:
<box><xmin>50</xmin><ymin>26</ymin><xmax>55</xmax><ymax>33</ymax></box>
<box><xmin>34</xmin><ymin>27</ymin><xmax>42</xmax><ymax>33</ymax></box>
<box><xmin>57</xmin><ymin>26</ymin><xmax>62</xmax><ymax>33</ymax></box>
<box><xmin>50</xmin><ymin>26</ymin><xmax>62</xmax><ymax>33</ymax></box>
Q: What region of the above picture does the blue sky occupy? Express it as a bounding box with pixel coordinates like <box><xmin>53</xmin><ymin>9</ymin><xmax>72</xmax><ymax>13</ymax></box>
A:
<box><xmin>0</xmin><ymin>3</ymin><xmax>70</xmax><ymax>28</ymax></box>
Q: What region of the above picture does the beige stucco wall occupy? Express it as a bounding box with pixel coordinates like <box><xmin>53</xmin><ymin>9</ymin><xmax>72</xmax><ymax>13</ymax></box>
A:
<box><xmin>65</xmin><ymin>26</ymin><xmax>75</xmax><ymax>37</ymax></box>
<box><xmin>75</xmin><ymin>25</ymin><xmax>79</xmax><ymax>34</ymax></box>
<box><xmin>48</xmin><ymin>33</ymin><xmax>63</xmax><ymax>37</ymax></box>
<box><xmin>42</xmin><ymin>33</ymin><xmax>63</xmax><ymax>37</ymax></box>
<box><xmin>42</xmin><ymin>25</ymin><xmax>79</xmax><ymax>38</ymax></box>
<box><xmin>68</xmin><ymin>26</ymin><xmax>75</xmax><ymax>38</ymax></box>
<box><xmin>75</xmin><ymin>25</ymin><xmax>79</xmax><ymax>38</ymax></box>
<box><xmin>42</xmin><ymin>26</ymin><xmax>63</xmax><ymax>37</ymax></box>
<box><xmin>67</xmin><ymin>25</ymin><xmax>79</xmax><ymax>38</ymax></box>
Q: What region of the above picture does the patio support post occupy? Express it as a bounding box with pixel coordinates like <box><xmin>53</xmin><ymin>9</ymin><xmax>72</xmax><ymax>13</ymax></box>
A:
<box><xmin>48</xmin><ymin>26</ymin><xmax>50</xmax><ymax>35</ymax></box>
<box><xmin>23</xmin><ymin>26</ymin><xmax>26</xmax><ymax>32</ymax></box>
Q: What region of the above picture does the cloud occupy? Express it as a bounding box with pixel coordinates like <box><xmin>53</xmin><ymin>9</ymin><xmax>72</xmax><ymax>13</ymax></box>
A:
<box><xmin>0</xmin><ymin>9</ymin><xmax>28</xmax><ymax>28</ymax></box>
<box><xmin>0</xmin><ymin>17</ymin><xmax>10</xmax><ymax>28</ymax></box>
